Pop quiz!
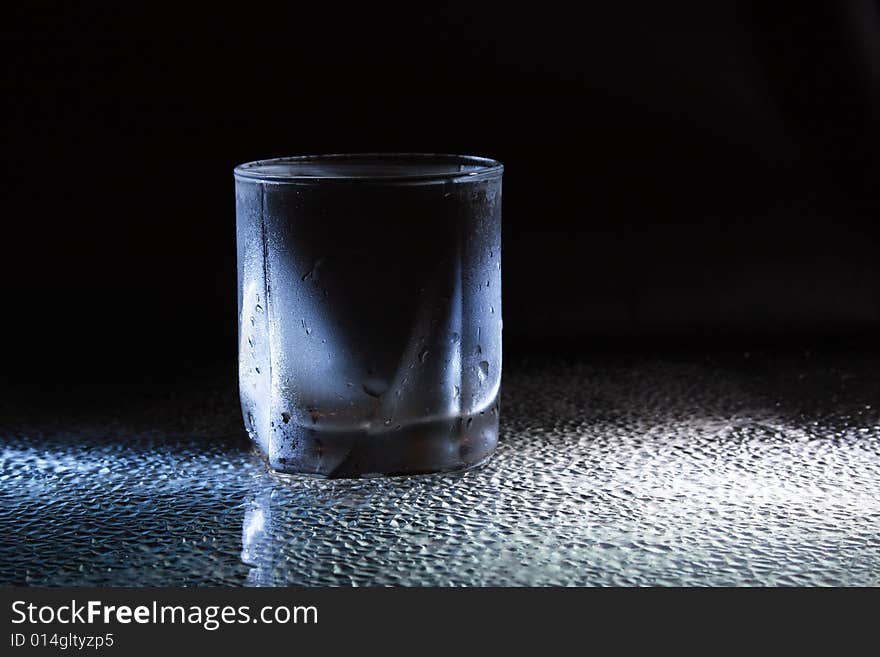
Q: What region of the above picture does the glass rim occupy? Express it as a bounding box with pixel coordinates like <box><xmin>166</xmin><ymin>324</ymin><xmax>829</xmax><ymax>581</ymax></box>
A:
<box><xmin>233</xmin><ymin>153</ymin><xmax>504</xmax><ymax>184</ymax></box>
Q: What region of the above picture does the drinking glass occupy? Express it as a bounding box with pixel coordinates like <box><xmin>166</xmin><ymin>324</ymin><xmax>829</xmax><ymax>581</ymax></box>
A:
<box><xmin>234</xmin><ymin>154</ymin><xmax>503</xmax><ymax>477</ymax></box>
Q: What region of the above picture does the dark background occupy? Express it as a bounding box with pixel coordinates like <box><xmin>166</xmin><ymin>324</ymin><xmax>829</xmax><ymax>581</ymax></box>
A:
<box><xmin>3</xmin><ymin>3</ymin><xmax>879</xmax><ymax>385</ymax></box>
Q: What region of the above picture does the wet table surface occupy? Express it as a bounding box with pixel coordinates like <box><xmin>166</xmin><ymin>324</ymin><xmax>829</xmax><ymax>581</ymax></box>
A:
<box><xmin>2</xmin><ymin>350</ymin><xmax>879</xmax><ymax>586</ymax></box>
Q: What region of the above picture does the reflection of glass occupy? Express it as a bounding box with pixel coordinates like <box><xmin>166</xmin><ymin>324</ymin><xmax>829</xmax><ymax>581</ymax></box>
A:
<box><xmin>239</xmin><ymin>469</ymin><xmax>509</xmax><ymax>587</ymax></box>
<box><xmin>235</xmin><ymin>154</ymin><xmax>503</xmax><ymax>477</ymax></box>
<box><xmin>240</xmin><ymin>488</ymin><xmax>275</xmax><ymax>587</ymax></box>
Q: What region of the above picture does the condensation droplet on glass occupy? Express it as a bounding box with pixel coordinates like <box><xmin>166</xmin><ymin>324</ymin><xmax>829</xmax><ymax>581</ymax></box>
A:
<box><xmin>419</xmin><ymin>347</ymin><xmax>430</xmax><ymax>363</ymax></box>
<box><xmin>255</xmin><ymin>304</ymin><xmax>263</xmax><ymax>313</ymax></box>
<box><xmin>478</xmin><ymin>360</ymin><xmax>489</xmax><ymax>381</ymax></box>
<box><xmin>281</xmin><ymin>412</ymin><xmax>291</xmax><ymax>424</ymax></box>
<box><xmin>301</xmin><ymin>258</ymin><xmax>325</xmax><ymax>282</ymax></box>
<box><xmin>362</xmin><ymin>378</ymin><xmax>389</xmax><ymax>398</ymax></box>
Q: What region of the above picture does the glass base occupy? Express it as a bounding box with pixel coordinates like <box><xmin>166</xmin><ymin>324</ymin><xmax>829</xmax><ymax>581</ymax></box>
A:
<box><xmin>254</xmin><ymin>411</ymin><xmax>499</xmax><ymax>478</ymax></box>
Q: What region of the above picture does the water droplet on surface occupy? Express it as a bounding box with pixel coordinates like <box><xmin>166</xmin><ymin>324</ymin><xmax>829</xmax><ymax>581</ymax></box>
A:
<box><xmin>281</xmin><ymin>412</ymin><xmax>291</xmax><ymax>424</ymax></box>
<box><xmin>254</xmin><ymin>367</ymin><xmax>261</xmax><ymax>374</ymax></box>
<box><xmin>478</xmin><ymin>361</ymin><xmax>489</xmax><ymax>381</ymax></box>
<box><xmin>453</xmin><ymin>385</ymin><xmax>460</xmax><ymax>399</ymax></box>
<box><xmin>247</xmin><ymin>336</ymin><xmax>255</xmax><ymax>348</ymax></box>
<box><xmin>475</xmin><ymin>345</ymin><xmax>482</xmax><ymax>355</ymax></box>
<box><xmin>250</xmin><ymin>316</ymin><xmax>255</xmax><ymax>326</ymax></box>
<box><xmin>490</xmin><ymin>305</ymin><xmax>495</xmax><ymax>314</ymax></box>
<box><xmin>362</xmin><ymin>378</ymin><xmax>389</xmax><ymax>398</ymax></box>
<box><xmin>451</xmin><ymin>332</ymin><xmax>460</xmax><ymax>343</ymax></box>
<box><xmin>419</xmin><ymin>348</ymin><xmax>430</xmax><ymax>363</ymax></box>
<box><xmin>255</xmin><ymin>304</ymin><xmax>263</xmax><ymax>313</ymax></box>
<box><xmin>301</xmin><ymin>258</ymin><xmax>325</xmax><ymax>282</ymax></box>
<box><xmin>486</xmin><ymin>280</ymin><xmax>490</xmax><ymax>287</ymax></box>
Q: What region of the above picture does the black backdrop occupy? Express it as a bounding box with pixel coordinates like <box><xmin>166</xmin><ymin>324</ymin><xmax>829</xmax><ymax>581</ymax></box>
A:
<box><xmin>3</xmin><ymin>3</ymin><xmax>879</xmax><ymax>384</ymax></box>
